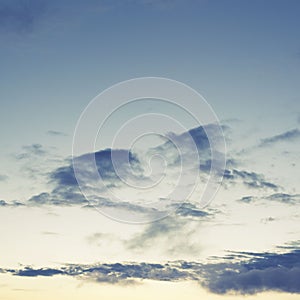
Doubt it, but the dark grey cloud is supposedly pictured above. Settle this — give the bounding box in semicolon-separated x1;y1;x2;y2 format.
260;129;300;147
202;249;300;294
50;165;77;187
3;248;300;294
7;262;191;284
0;0;47;33
14;267;64;277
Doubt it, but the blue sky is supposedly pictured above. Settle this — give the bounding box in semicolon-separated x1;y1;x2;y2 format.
0;0;300;299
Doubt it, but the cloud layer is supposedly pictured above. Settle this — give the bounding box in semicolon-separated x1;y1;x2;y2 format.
3;248;300;294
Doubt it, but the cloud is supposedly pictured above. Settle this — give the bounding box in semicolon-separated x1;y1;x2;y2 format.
14;267;64;277
3;248;300;294
260;129;300;147
46;130;68;137
15;144;47;160
266;193;300;204
223;169;278;190
38;125;219;212
202;249;300;294
7;262;191;284
238;196;255;203
126;217;184;250
125;209;210;254
238;193;300;205
52;149;141;188
50;165;78;187
0;200;24;207
175;203;210;218
28;190;87;206
0;200;8;206
2;124;281;220
0;0;47;33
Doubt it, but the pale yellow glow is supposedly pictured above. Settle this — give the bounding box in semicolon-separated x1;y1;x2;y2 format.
1;274;300;300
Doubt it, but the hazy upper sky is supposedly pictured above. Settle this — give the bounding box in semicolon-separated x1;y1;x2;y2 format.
0;0;300;299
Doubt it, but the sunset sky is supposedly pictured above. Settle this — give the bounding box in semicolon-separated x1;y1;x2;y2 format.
0;0;300;299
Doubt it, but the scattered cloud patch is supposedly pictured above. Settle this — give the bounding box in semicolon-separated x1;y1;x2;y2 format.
266;193;300;204
237;193;299;205
0;200;24;207
224;169;278;190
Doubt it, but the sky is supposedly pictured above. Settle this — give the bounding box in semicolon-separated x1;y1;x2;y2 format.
0;0;300;299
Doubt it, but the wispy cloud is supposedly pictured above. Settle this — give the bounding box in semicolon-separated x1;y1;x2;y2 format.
15;144;47;160
46;130;68;137
260;129;300;147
